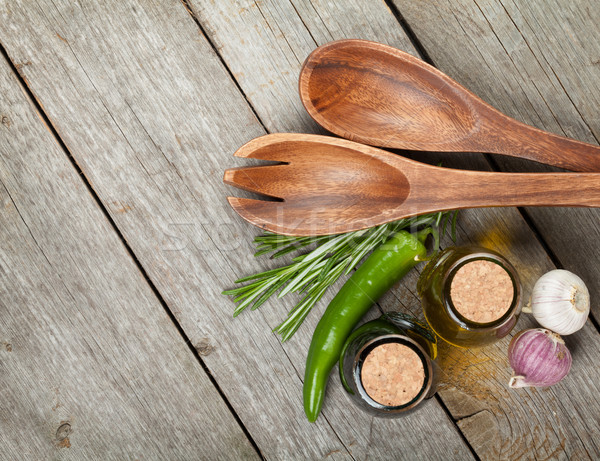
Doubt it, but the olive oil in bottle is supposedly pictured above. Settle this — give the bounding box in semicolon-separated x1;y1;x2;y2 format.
417;246;522;348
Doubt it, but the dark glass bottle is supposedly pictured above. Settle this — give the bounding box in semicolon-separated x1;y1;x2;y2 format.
339;312;438;417
417;246;522;348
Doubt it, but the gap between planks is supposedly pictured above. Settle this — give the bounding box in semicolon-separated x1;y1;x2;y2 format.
180;0;267;134
176;1;600;458
373;7;600;454
386;0;558;263
0;1;480;458
0;39;265;461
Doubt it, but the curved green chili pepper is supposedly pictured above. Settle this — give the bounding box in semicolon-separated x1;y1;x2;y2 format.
303;230;428;422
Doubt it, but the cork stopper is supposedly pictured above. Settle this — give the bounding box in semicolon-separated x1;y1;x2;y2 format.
450;259;514;323
360;343;425;407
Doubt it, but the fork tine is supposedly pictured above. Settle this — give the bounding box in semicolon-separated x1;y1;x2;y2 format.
223;164;297;200
226;197;287;233
227;196;330;236
227;196;383;236
226;134;416;235
234;134;308;163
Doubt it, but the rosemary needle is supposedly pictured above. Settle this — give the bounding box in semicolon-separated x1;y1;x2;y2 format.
223;211;457;341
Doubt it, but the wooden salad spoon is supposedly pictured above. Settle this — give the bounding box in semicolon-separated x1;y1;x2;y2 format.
224;133;600;236
299;39;600;172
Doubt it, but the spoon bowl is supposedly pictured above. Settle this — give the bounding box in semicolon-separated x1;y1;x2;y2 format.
300;40;477;147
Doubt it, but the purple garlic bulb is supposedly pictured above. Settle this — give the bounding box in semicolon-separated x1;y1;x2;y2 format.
508;328;572;388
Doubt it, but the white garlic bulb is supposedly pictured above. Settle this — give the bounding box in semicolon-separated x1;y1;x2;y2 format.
524;269;590;335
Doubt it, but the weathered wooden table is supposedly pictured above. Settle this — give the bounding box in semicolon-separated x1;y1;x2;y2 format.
1;1;599;459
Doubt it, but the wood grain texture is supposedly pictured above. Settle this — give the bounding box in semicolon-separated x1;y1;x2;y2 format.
190;0;421;135
388;1;600;458
225;133;600;236
0;51;257;460
0;1;474;459
188;1;600;459
299;39;600;172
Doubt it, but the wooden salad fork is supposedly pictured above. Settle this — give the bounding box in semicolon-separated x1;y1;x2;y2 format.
224;134;600;236
299;39;600;172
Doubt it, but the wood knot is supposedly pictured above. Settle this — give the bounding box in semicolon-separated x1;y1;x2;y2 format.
112;201;132;213
14;61;32;72
195;338;215;356
55;422;72;448
1;116;10;127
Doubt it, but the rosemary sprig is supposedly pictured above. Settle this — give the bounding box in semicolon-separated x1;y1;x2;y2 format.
223;211;458;341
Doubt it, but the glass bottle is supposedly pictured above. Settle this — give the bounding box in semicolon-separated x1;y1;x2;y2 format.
339;312;438;417
417;246;522;348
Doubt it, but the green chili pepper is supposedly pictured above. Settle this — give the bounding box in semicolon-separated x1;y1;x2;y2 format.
303;229;429;422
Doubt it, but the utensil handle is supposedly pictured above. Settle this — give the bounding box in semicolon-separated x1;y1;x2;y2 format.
445;171;600;209
482;115;600;172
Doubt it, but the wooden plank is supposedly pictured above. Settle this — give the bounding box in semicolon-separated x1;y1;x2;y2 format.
0;1;356;459
5;0;598;459
188;0;600;459
0;53;257;459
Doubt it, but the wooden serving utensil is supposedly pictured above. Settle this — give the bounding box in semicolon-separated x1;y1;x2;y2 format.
224;134;600;236
299;39;600;172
